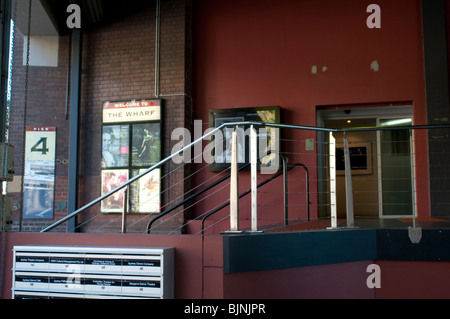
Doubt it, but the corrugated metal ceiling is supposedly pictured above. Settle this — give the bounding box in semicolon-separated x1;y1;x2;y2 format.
36;0;152;35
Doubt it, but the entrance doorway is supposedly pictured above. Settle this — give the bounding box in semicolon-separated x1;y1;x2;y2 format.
317;105;414;219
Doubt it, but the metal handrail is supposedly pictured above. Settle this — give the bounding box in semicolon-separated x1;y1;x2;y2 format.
40;121;450;233
200;160;309;234
146;162;251;233
40;121;283;232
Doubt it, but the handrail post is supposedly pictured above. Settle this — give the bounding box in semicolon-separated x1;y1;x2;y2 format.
328;132;338;229
280;154;288;226
343;133;355;228
408;128;421;243
409;128;417;223
227;130;241;233
249;125;261;232
121;185;129;234
303;164;310;221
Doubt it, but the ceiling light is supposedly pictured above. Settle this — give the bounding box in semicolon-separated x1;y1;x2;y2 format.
380;118;412;127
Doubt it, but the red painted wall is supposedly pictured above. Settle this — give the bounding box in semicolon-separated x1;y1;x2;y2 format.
224;261;376;299
223;260;450;299
0;232;223;299
4;233;450;299
192;0;428;229
376;260;450;299
194;0;425;110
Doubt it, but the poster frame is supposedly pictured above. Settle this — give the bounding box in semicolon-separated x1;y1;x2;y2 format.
101;169;129;213
101;99;162;214
23;127;56;220
208;106;281;172
130;168;161;214
336;142;373;175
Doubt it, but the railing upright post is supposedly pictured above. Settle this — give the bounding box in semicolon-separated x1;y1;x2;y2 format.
228;130;240;232
282;155;288;226
250;125;261;232
409;128;417;224
328;132;338;229
408;128;422;243
121;186;129;234
343;133;355;228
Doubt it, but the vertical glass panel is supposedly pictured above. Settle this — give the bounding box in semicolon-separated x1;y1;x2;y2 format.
379;119;412;216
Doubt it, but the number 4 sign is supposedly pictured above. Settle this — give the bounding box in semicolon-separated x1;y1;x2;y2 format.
23;127;56;219
25;127;56;161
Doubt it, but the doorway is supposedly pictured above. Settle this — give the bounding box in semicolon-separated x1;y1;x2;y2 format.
317;105;414;219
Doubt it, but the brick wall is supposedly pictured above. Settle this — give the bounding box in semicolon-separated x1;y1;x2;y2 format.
8;0;192;233
9;27;70;232
77;0;192;233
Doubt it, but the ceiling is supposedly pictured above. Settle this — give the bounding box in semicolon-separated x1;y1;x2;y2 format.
15;0;153;36
15;0;58;36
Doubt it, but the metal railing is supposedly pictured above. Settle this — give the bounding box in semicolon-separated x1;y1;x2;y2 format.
145;151;310;234
40;121;290;232
146;162;251;233
40;121;450;234
199;159;309;234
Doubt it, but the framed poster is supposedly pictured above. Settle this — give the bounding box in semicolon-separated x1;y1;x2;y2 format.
130;168;161;213
23;127;56;219
214;116;245;164
101;169;129;213
208;106;280;172
336;142;372;175
101;99;162;214
101;125;129;168
132;123;161;167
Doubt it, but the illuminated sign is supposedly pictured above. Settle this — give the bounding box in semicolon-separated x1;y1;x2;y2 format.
103;100;161;123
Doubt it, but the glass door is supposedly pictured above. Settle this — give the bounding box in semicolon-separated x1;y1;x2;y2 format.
377;118;413;216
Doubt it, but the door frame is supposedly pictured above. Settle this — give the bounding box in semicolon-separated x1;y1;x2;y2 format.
316;105;414;219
